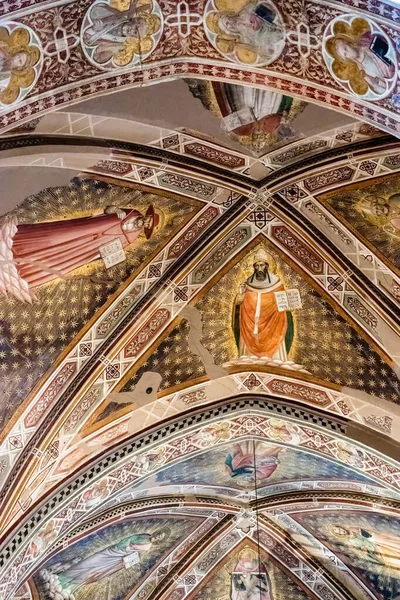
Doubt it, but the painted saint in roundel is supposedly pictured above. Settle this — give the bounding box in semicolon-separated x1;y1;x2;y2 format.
204;0;285;67
322;15;397;101
0;22;42;107
81;0;163;71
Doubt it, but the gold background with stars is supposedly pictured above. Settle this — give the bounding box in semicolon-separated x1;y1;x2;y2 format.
189;541;311;600
105;242;399;426
0;177;197;438
319;173;400;269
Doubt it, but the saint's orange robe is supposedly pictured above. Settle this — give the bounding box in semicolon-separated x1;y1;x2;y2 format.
240;283;287;357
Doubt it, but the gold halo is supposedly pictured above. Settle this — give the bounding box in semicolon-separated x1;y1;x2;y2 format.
325;17;385;96
327;523;350;538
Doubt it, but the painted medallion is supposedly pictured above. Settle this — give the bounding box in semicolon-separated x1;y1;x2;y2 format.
323;15;397;101
81;0;163;71
0;22;42;107
204;0;286;67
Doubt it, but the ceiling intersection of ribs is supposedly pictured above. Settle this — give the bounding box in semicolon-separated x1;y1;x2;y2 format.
0;0;400;597
2;404;400;600
0;134;399;566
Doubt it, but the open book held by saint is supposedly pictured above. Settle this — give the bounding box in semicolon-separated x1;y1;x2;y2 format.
0;205;159;302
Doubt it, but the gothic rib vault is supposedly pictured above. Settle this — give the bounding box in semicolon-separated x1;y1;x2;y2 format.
0;2;399;600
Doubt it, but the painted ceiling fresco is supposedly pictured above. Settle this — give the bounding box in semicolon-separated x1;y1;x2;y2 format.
293;510;400;600
187;80;306;156
118;438;389;499
187;541;311;600
0;177;198;434
319;174;400;269
0;0;400;599
34;513;205;600
99;242;400;428
1;0;400;134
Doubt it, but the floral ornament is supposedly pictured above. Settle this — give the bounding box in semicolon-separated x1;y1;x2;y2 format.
81;0;163;71
0;25;41;106
204;0;285;67
194;422;231;447
268;418;301;443
323;15;397;101
29;520;57;558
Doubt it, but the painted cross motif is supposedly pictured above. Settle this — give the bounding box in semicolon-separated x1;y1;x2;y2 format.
286;23;320;58
43;27;80;64
165;1;203;38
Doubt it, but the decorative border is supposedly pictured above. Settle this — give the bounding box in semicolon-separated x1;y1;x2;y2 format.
0;402;399;599
1;141;400;544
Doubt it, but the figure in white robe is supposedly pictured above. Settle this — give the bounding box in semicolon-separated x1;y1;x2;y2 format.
55;529;170;591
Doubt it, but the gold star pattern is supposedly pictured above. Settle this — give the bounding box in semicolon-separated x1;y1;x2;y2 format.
121;244;400;407
0;177;195;433
321;176;400;267
190;544;310;600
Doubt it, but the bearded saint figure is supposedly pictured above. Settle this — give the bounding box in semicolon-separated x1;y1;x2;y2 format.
356;193;400;238
0;205;160;302
48;528;171;592
233;248;293;360
218;1;285;60
83;2;153;64
329;524;400;572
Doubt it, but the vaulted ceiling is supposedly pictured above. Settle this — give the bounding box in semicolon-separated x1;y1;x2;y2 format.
0;2;399;600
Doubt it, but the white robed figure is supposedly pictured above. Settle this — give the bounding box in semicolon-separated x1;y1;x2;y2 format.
53;529;170;592
218;1;285;60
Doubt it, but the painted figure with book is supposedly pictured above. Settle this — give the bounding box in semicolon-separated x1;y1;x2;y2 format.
233;248;301;360
323;15;397;100
0;205;160;303
82;0;162;69
329;524;400;572
231;547;271;600
205;0;286;66
47;528;170;592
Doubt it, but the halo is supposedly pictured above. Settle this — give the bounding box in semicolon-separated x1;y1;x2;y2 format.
327;523;349;538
